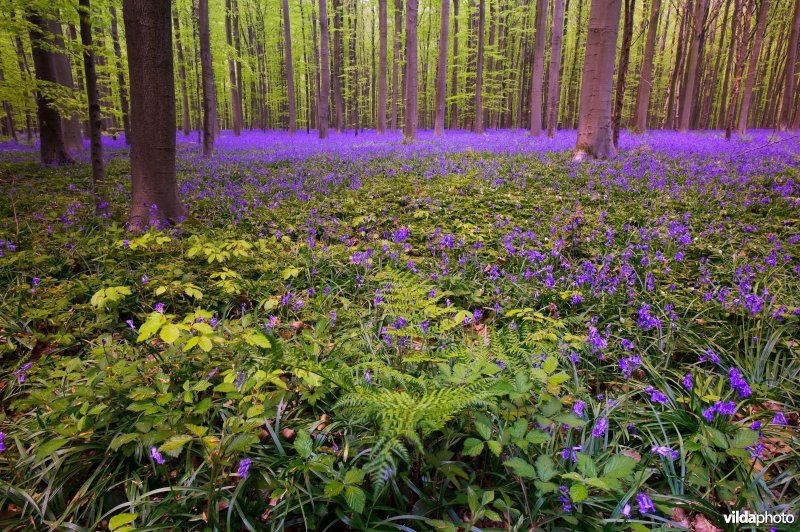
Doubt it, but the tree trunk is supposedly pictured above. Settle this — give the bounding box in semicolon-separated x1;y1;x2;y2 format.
529;0;547;135
109;7;132;143
663;2;689;129
779;0;800;131
474;0;485;132
567;0;585;128
633;0;660;133
726;0;750;138
0;51;17;142
404;0;419;142
122;0;183;229
349;0;360;134
678;0;710;132
546;0;565;137
48;20;83;152
78;0;105;212
27;14;72;165
332;0;345;132
434;0;449;135
700;0;729;130
450;0;460;129
281;0;297;133
199;0;217;155
574;0;622;160
612;0;635;146
392;0;403;132
737;0;769;133
172;9;192;136
226;0;244;135
319;0;331;138
377;0;388;133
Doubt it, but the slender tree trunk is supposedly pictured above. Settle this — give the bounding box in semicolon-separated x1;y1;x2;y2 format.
612;0;635;146
226;0;244;135
779;0;800;131
332;0;345;132
726;0;750;138
737;0;769;133
48;20;83;152
392;0;403;131
109;7;131;143
404;0;419;141
567;0;584;128
281;0;297;133
349;0;360;134
27;14;72;165
11;32;34;142
633;0;660;133
574;0;622;160
450;0;460;128
172;9;192;136
434;0;449;135
122;0;183;229
377;0;389;133
546;0;565;137
319;0;331;138
199;0;217;155
529;0;547;134
664;2;689;129
700;0;729;130
79;0;105;212
0;52;17;142
678;0;710;132
474;0;486;132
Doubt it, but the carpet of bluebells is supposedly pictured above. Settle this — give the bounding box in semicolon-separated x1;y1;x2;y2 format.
0;130;799;530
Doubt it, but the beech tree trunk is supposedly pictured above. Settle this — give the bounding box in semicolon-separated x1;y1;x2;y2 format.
779;0;800;131
529;0;547;135
678;0;709;132
737;0;769;133
392;0;403;132
474;0;485;133
633;0;660;133
282;0;297;133
404;0;418;142
318;0;331;138
332;0;345;132
110;7;131;143
434;0;449;135
172;9;192;135
726;0;750;139
122;0;183;229
199;0;217;155
377;0;388;133
27;14;72;165
450;0;460;129
49;20;83;152
79;0;105;212
546;0;565;137
227;0;244;135
612;0;635;146
574;0;622;160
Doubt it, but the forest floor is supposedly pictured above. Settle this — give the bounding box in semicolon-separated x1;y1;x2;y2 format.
0;130;799;530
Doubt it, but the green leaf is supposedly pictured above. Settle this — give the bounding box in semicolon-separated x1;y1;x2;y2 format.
159;435;193;452
324;480;344;497
462;438;485;457
543;356;558;374
503;457;538;479
36;437;69;460
535;455;557;482
159;323;180;344
244;332;271;349
569;483;588;502
344;468;366;485
344;486;366;513
487;440;503;456
109;433;139;451
197;336;213;352
577;453;597;477
294;430;313;459
603;454;637;479
109;513;137;530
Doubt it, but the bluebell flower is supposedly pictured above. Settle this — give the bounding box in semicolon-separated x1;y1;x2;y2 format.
636;492;655;514
728;368;752;398
771;411;787;425
682;373;693;390
237;458;252;479
650;445;679;460
573;400;585;417
645;386;669;404
150;446;165;465
592;417;608;437
619;356;641;379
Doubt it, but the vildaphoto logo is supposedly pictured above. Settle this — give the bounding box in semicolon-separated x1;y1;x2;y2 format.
722;510;795;526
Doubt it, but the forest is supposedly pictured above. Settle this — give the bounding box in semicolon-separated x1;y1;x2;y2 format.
0;0;799;530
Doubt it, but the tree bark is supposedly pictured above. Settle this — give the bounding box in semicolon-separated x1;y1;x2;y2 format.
377;0;388;133
737;0;770;133
574;0;622;160
282;0;297;133
48;20;83;152
172;9;192;136
450;0;460;129
700;0;729;130
319;0;331;138
433;0;449;135
678;0;710;132
726;0;750;138
404;0;419;142
199;0;217;155
109;7;131;143
78;0;105;212
332;0;345;132
779;0;800;131
122;0;183;229
546;0;565;137
227;0;244;135
612;0;635;146
529;0;547;135
392;0;403;132
27;14;72;165
633;0;660;133
474;0;485;132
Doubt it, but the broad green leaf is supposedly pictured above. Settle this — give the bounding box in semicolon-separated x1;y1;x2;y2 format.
344;486;366;513
569;483;589;502
603;454;637;479
503;457;538;479
159;435;193;452
462;438;484;457
36;438;69;460
109;513;137;530
159;323;180;344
